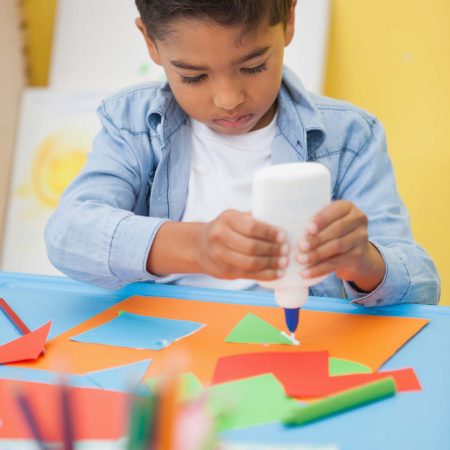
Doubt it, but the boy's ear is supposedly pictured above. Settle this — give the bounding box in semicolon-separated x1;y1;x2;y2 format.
284;0;297;47
135;17;162;65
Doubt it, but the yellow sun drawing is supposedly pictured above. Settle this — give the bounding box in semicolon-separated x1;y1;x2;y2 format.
30;124;93;207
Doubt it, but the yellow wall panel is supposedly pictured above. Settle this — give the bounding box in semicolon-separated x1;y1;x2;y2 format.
325;0;450;305
21;0;57;86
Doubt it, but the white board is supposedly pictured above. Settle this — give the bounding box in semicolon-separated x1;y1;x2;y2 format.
285;0;330;93
1;89;107;275
49;0;329;93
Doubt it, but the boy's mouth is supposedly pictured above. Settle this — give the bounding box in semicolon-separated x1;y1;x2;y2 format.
213;113;253;130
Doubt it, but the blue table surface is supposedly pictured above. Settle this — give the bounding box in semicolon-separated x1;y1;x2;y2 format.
0;271;449;450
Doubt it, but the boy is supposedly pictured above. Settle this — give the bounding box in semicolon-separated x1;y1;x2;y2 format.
45;0;440;306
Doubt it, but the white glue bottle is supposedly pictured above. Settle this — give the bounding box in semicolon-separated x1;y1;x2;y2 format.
252;162;331;344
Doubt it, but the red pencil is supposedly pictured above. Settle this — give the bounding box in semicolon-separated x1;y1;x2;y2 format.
0;297;31;335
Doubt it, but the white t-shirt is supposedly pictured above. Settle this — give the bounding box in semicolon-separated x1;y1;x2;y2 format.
174;113;278;290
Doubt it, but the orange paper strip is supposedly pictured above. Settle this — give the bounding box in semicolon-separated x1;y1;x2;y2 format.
0;322;51;364
11;297;428;384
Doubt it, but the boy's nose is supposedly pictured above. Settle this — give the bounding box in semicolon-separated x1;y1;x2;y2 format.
213;86;245;111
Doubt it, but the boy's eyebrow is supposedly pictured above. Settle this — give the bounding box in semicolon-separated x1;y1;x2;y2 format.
170;46;271;71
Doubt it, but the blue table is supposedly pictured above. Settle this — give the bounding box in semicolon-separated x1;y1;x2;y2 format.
0;271;449;450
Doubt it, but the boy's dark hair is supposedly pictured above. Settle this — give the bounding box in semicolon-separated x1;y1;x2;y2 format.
135;0;293;40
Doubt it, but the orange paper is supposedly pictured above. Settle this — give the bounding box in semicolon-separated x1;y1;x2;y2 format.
12;296;428;383
0;379;128;441
0;321;51;364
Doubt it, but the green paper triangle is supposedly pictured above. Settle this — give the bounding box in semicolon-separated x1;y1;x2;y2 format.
329;357;372;376
224;313;293;345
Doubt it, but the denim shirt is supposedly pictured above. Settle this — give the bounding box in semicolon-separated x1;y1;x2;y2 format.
45;67;440;306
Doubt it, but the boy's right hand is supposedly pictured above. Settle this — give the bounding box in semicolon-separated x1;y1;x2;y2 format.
197;210;289;281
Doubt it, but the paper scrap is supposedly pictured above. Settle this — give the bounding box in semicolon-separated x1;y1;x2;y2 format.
212;351;329;395
212;352;420;398
0;360;151;393
0;379;129;441
71;312;205;350
328;358;372;376
225;313;293;345
207;373;297;432
0;321;51;364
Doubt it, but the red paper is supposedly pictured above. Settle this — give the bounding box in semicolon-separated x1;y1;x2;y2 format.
212;352;421;399
0;379;129;441
309;368;421;398
0;321;51;364
212;351;330;394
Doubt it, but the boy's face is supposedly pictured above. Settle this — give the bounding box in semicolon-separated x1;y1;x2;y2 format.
137;9;295;135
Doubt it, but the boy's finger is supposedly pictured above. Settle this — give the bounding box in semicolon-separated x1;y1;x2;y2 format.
230;212;285;243
300;258;337;279
226;229;289;257
223;247;285;273
250;268;285;281
297;230;361;266
307;200;353;235
298;211;363;252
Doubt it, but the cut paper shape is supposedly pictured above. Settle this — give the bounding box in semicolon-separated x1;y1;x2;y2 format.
0;321;51;364
212;351;330;394
225;313;293;345
207;374;297;432
12;296;428;383
329;357;372;376
0;360;151;392
212;352;420;399
284;377;397;426
146;372;203;402
71;312;205;350
0;379;129;441
312;368;421;397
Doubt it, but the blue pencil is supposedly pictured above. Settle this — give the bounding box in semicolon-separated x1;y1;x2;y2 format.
60;377;75;450
12;382;46;450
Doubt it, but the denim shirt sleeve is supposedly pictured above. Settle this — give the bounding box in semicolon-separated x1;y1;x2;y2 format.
45;102;168;290
336;119;440;306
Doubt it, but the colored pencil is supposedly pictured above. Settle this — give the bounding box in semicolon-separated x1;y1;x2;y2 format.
60;376;75;450
0;297;31;335
11;382;47;450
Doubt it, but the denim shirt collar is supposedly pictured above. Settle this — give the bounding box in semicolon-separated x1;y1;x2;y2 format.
145;66;326;158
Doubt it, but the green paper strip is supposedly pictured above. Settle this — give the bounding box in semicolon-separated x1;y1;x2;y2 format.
284;377;396;426
328;357;372;376
224;313;293;345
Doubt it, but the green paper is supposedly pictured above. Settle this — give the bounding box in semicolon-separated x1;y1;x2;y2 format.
207;373;297;432
284;377;396;426
329;357;372;376
145;372;203;402
224;313;293;345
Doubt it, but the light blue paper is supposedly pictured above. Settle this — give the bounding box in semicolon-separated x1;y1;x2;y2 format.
71;312;205;350
0;359;151;392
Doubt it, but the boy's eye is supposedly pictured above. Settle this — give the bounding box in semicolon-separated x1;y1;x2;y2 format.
181;74;207;85
241;62;268;75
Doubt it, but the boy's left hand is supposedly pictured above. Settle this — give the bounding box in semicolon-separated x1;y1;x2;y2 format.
297;200;386;293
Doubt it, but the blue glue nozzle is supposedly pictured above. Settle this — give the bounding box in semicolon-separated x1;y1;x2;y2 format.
284;307;300;334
